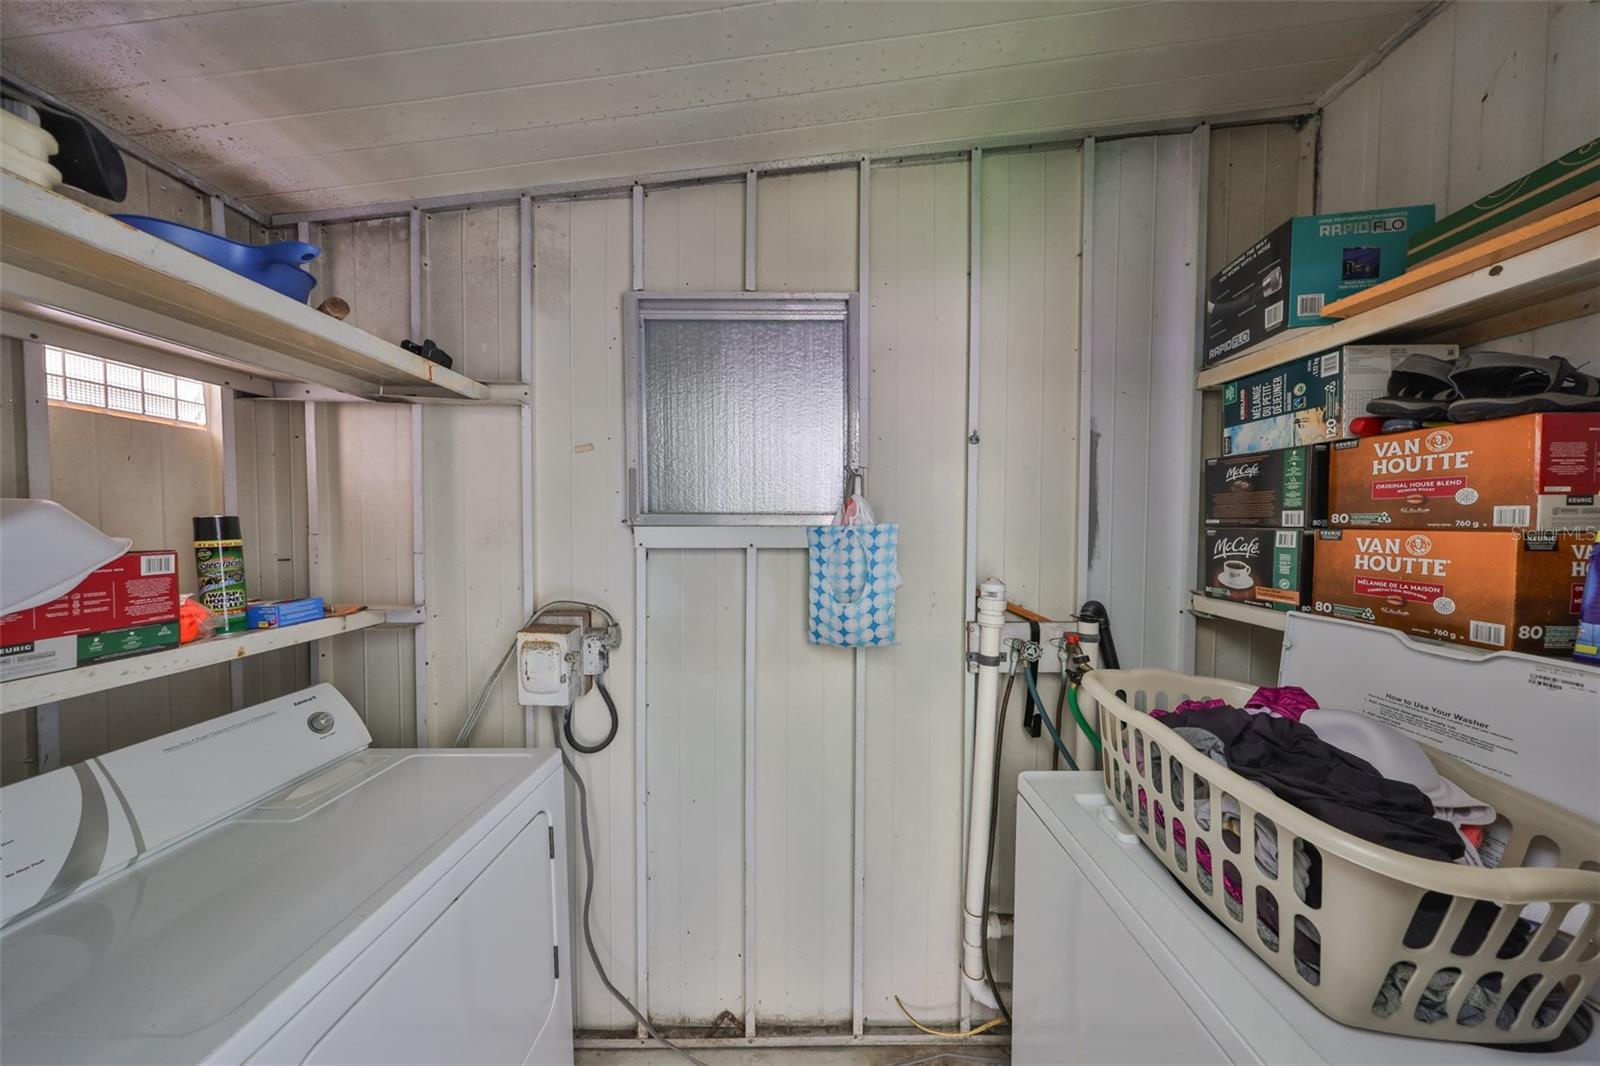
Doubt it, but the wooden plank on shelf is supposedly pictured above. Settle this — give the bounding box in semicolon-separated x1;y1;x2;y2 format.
0;176;489;400
1196;227;1600;388
1321;198;1600;320
0;608;408;710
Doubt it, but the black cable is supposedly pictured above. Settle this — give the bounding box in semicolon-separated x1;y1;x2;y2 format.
980;666;1018;1026
563;678;620;754
557;739;709;1066
1022;619;1042;737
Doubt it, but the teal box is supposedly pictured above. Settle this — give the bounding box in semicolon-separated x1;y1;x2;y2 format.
246;596;325;629
1204;205;1435;366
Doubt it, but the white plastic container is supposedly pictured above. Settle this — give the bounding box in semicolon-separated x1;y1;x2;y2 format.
1080;667;1600;1044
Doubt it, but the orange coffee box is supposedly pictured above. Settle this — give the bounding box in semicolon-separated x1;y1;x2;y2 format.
1311;528;1593;655
1328;413;1600;531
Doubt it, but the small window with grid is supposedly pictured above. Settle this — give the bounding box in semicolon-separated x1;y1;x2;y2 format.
46;347;209;427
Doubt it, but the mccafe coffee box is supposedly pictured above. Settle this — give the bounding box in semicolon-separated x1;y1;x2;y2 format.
1220;345;1457;455
1202;528;1315;611
1311;528;1592;655
1204;445;1329;528
1329;413;1600;531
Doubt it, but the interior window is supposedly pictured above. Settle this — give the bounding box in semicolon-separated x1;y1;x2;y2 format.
45;346;209;428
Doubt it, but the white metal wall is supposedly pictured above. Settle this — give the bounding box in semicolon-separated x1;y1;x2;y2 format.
1319;0;1600;361
1082;132;1205;672
1193;121;1316;686
518;154;1082;1029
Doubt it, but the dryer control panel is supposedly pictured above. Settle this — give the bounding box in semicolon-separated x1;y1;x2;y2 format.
0;684;370;926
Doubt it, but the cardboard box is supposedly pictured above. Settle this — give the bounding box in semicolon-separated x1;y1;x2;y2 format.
1203;205;1435;366
1202;528;1315;611
1220;344;1458;455
1204;445;1329;528
0;551;180;646
246;596;326;629
1329;413;1600;531
1311;528;1592;656
0;620;181;682
1279;612;1600;822
1407;138;1599;268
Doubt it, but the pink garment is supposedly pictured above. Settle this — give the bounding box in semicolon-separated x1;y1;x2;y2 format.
1244;685;1318;722
1151;697;1230;719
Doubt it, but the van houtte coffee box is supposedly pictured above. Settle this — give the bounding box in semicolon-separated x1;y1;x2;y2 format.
1311;528;1593;656
1204;444;1329;528
1328;413;1600;531
1202;528;1315;611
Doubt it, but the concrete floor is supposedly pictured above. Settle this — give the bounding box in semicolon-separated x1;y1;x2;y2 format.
578;1046;1008;1065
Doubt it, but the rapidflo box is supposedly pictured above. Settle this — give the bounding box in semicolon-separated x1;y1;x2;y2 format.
1329;414;1600;531
1311;529;1592;656
1203;205;1434;366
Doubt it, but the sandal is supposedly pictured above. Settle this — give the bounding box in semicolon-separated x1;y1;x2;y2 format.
1366;353;1459;420
1447;352;1600;422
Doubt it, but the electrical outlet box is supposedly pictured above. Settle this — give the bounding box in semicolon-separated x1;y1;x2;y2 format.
517;623;582;707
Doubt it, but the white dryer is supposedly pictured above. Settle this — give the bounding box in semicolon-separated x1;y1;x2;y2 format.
0;684;573;1065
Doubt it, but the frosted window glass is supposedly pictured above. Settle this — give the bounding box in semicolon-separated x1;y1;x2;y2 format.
641;317;848;516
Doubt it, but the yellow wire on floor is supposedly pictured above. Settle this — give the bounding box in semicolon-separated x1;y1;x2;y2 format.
894;994;1006;1038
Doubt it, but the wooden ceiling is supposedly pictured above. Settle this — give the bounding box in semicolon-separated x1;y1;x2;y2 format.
0;1;1429;218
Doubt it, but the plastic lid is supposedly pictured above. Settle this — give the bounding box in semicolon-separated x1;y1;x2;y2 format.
193;515;241;541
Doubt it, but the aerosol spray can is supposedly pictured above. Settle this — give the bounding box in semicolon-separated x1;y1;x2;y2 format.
194;515;247;633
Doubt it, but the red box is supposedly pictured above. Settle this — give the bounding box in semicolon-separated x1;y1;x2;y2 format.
0;551;180;645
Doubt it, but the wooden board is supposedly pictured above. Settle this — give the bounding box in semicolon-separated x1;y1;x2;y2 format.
0;608;413;709
1322;198;1600;319
0;176;489;399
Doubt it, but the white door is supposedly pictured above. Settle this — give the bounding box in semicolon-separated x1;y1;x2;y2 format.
305;811;561;1066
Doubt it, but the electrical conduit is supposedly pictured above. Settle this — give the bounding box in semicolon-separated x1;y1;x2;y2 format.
961;578;1008;1010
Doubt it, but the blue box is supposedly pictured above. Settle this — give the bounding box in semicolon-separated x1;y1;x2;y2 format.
246;596;325;629
1203;204;1435;366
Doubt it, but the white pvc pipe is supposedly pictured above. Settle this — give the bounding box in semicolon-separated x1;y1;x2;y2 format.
961;577;1008;1010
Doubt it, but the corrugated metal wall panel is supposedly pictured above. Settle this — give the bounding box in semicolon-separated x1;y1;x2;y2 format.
1192;121;1313;686
314;216;418;746
233;398;311;704
635;178;748;1025
532;196;639;1030
1084;134;1202;671
748;167;860;1025
858;159;970;1022
967;149;1085;996
43;398;231;762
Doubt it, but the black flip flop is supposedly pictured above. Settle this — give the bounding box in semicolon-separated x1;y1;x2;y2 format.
1366;353;1458;420
1448;352;1600;422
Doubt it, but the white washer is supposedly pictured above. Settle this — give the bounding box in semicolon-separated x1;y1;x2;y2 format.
1012;771;1593;1066
1;684;572;1065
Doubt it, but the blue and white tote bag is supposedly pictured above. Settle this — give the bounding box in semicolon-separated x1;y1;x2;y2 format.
807;519;900;648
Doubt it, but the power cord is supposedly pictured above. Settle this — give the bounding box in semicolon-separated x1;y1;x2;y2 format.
558;738;709;1066
563;677;619;754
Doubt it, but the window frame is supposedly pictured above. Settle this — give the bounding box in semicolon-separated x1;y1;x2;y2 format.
622;291;863;526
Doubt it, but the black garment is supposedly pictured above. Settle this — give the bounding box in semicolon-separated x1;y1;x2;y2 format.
1160;704;1464;862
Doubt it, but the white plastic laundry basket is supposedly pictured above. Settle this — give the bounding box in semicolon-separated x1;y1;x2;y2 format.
1079;668;1600;1044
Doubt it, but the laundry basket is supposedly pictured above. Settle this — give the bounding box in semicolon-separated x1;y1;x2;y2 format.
1078;668;1600;1044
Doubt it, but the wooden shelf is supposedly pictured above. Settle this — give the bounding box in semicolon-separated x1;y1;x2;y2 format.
1196;224;1600;389
0;606;420;710
0;175;489;400
1189;592;1290;632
